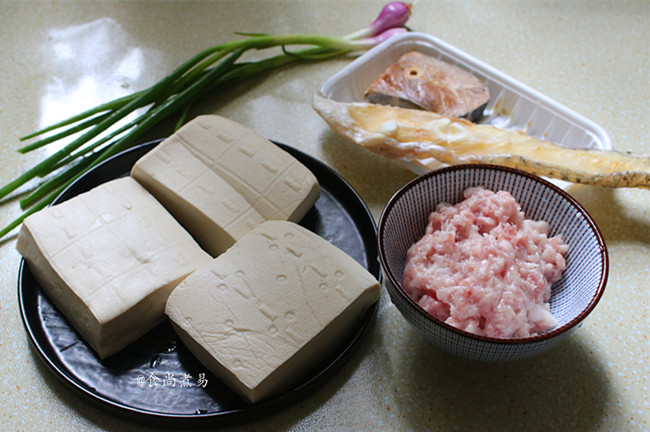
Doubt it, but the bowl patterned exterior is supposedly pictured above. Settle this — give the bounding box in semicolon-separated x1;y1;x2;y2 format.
378;164;608;361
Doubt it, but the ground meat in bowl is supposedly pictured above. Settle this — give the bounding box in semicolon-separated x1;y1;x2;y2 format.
401;186;568;338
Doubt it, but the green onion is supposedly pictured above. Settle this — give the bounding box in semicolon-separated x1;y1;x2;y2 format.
0;2;412;239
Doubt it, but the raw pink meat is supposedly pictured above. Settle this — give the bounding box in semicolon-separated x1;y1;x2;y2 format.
401;187;568;338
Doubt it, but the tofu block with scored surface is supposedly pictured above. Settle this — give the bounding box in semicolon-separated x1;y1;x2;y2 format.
131;115;320;256
165;220;380;404
16;177;212;359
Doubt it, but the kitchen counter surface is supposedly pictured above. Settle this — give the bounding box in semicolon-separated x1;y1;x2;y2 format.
1;1;647;431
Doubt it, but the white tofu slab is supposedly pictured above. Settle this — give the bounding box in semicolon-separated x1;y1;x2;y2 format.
165;220;380;403
131;115;320;256
16;177;212;359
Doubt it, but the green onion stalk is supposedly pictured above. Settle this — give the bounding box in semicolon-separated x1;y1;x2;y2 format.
0;2;412;240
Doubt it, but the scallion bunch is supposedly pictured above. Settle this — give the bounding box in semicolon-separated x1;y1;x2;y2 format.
0;2;412;239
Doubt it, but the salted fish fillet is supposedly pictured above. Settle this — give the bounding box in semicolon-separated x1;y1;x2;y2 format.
313;93;650;188
364;51;489;120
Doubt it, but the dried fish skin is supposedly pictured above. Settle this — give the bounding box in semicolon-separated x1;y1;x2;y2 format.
364;51;489;121
313;93;650;188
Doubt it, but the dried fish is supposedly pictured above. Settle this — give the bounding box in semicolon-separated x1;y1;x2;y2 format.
313;93;650;188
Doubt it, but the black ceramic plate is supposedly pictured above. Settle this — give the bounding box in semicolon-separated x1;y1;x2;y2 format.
18;140;380;426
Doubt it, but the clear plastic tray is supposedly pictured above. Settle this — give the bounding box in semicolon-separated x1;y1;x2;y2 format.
319;32;612;182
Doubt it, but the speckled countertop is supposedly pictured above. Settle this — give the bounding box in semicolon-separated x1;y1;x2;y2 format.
0;1;648;431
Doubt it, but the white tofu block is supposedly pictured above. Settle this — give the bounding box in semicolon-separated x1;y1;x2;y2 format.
131;115;320;256
165;220;380;403
16;177;212;359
